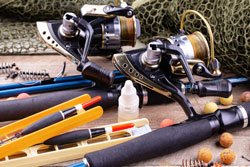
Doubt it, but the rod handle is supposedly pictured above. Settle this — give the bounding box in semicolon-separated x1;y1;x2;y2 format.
85;119;213;167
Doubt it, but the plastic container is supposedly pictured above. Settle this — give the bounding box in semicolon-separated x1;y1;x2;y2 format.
118;80;139;122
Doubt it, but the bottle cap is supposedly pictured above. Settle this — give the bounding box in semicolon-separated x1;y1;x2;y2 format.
119;80;139;106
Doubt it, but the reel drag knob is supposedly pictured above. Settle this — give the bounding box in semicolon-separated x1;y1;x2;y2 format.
59;12;78;38
141;41;162;69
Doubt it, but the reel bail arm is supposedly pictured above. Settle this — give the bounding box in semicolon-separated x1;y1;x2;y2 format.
74;17;115;87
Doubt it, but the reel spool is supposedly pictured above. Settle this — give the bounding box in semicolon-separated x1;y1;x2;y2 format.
167;31;209;61
59;9;139;53
101;16;139;49
120;16;138;46
167;10;221;77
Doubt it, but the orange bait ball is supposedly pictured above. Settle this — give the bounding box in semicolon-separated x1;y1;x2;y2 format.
160;118;174;128
197;148;213;163
17;93;30;99
220;149;236;165
219;132;233;148
240;91;250;102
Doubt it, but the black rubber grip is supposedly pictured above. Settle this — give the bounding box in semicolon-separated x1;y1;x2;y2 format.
135;86;172;107
82;62;115;87
0;86;171;121
85;119;213;167
22;112;64;136
44;129;90;145
147;88;173;105
0;88;119;121
195;79;232;97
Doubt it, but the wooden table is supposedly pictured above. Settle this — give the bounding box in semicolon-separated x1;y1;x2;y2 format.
0;55;249;166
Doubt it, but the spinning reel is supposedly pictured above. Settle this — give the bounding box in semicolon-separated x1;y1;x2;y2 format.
37;1;140;86
113;10;232;118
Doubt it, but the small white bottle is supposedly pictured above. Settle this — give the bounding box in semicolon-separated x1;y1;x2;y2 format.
118;80;139;122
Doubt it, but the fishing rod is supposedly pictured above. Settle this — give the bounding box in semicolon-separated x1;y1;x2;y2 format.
71;102;250;167
0;70;125;98
72;10;250;167
0;70;124;91
0;84;169;121
0;74;248;121
0;69;247;98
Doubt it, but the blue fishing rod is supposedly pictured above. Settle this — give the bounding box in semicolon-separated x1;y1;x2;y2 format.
0;70;123;91
226;76;250;86
0;71;248;97
0;73;247;99
0;80;94;98
0;75;84;91
0;71;125;98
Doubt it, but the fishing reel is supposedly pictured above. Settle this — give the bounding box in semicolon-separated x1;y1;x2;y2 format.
165;31;221;77
155;10;222;78
113;10;232;118
37;2;140;86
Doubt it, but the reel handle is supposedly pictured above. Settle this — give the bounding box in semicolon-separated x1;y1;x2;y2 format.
104;6;134;18
192;79;232;98
81;62;115;87
193;63;221;78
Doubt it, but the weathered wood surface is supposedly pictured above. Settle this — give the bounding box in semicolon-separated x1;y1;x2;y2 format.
0;55;249;166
